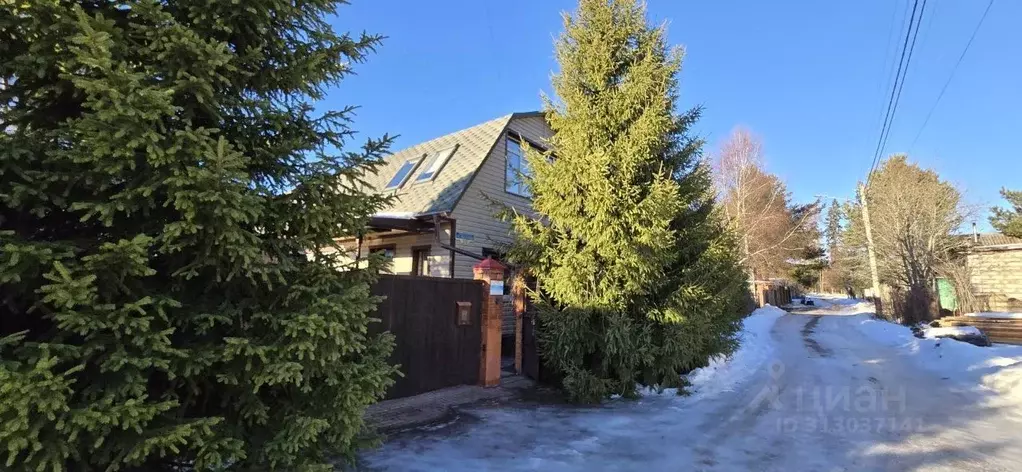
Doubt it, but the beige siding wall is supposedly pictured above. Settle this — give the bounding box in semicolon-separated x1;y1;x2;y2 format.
452;115;552;335
966;248;1022;311
450;115;552;280
510;115;554;145
335;223;454;277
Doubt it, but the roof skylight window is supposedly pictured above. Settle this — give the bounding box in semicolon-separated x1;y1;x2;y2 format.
384;157;423;190
415;146;458;183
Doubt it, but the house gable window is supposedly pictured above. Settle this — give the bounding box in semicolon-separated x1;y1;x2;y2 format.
385;157;423;190
415;146;457;183
504;135;532;197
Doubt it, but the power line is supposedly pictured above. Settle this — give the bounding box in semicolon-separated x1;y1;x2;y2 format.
915;0;940;54
874;1;911;133
867;0;926;184
908;0;995;152
868;0;921;180
876;0;927;165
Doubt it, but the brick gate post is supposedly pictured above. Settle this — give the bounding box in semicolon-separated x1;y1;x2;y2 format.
474;257;505;387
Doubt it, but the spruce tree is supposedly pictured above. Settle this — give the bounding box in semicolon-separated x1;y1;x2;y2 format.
0;1;395;469
825;199;842;260
990;188;1022;238
508;0;748;402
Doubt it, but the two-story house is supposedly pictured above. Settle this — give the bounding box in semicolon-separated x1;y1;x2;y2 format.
338;112;551;335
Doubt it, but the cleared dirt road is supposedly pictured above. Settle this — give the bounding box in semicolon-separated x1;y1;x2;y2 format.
361;301;1022;471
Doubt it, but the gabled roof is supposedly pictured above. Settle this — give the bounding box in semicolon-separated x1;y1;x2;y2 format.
969;232;1022;248
364;112;541;216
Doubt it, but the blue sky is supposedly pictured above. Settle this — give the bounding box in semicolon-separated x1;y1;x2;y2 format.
328;0;1021;229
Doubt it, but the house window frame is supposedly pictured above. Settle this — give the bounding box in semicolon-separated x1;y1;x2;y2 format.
504;133;536;198
412;245;432;276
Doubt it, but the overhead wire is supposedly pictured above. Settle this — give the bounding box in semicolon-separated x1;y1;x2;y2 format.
875;0;928;167
908;0;995;152
873;0;911;134
866;0;926;185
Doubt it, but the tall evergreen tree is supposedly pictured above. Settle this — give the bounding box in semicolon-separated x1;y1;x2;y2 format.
790;245;826;290
990;188;1022;238
788;204;825;290
508;0;748;402
825;199;842;261
0;1;396;469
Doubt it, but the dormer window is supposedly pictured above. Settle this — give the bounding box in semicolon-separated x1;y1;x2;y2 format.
415;146;457;183
384;157;423;190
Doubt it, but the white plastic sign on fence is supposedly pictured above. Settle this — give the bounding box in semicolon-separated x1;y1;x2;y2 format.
489;281;504;296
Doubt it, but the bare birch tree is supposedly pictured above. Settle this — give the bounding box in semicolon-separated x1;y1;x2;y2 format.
713;127;819;279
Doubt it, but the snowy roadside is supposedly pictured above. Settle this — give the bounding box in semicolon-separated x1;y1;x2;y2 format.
967;311;1022;319
677;305;787;399
363;307;790;471
785;293;875;316
920;325;983;339
854;316;1022;405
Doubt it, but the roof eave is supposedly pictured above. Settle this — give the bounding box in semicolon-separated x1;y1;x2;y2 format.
366;211;454;233
969;243;1022;252
510;110;546;119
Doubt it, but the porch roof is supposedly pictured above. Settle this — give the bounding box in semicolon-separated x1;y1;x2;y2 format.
366;212;443;233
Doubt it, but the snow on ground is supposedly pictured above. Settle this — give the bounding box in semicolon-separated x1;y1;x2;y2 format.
363;297;1022;471
966;312;1022;319
921;326;984;338
362;306;791;471
854;315;1022;405
808;293;874;310
789;293;875;315
682;305;786;398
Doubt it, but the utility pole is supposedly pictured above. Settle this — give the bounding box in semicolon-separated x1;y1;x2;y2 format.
858;183;882;312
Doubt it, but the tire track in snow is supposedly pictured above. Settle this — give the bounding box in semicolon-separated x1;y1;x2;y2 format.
801;315;833;357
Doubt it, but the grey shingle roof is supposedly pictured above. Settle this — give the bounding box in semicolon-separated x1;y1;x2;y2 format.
364;114;517;216
971;232;1022;247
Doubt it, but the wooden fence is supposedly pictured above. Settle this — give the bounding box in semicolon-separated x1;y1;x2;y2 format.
752;281;793;308
936;315;1022;345
369;275;485;399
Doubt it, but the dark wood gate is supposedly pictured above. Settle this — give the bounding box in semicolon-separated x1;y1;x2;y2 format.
519;275;553;383
370;275;485;399
521;305;540;381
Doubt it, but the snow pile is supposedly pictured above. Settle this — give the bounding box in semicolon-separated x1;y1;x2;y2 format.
854;316;914;347
372;211;418;219
682;305;786;398
921;325;984;339
967;312;1022;319
855;316;1022;404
